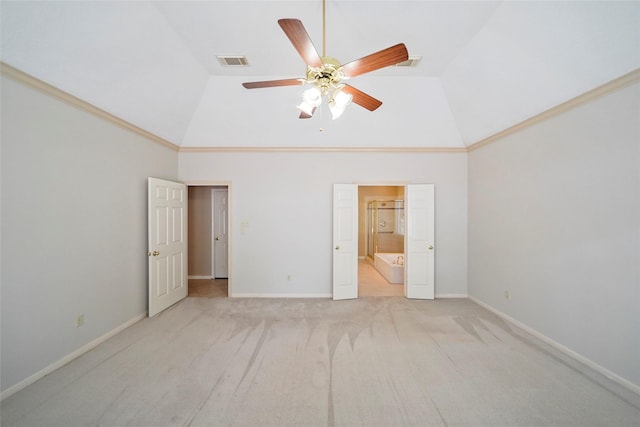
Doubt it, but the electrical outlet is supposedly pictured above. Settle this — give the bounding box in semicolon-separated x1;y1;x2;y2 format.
76;313;85;328
504;291;510;300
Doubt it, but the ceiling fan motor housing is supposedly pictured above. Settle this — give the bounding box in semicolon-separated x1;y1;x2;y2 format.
307;56;344;95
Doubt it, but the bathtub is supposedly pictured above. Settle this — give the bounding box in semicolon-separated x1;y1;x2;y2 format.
374;253;405;284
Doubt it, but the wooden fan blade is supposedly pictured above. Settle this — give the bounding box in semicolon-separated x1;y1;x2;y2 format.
342;85;383;111
340;43;409;78
299;107;317;119
242;79;305;89
278;19;323;68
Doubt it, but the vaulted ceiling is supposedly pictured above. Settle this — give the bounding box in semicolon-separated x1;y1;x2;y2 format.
2;1;639;149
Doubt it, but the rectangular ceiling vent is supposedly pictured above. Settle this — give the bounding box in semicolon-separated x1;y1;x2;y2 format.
217;56;249;67
396;56;422;67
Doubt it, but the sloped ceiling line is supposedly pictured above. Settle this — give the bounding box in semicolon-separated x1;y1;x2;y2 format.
467;68;640;152
0;62;179;152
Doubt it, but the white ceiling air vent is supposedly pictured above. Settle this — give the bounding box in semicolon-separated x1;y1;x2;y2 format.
395;56;421;67
217;55;249;66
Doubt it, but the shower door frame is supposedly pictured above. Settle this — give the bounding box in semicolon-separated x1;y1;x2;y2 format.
363;196;385;260
366;198;405;259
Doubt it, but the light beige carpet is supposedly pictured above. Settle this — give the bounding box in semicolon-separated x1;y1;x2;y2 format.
2;297;639;426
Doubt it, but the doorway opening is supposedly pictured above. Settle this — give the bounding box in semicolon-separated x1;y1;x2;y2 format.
187;184;229;298
358;185;405;297
333;183;434;300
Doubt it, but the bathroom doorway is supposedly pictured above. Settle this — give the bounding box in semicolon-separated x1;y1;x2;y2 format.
358;185;405;297
187;184;229;298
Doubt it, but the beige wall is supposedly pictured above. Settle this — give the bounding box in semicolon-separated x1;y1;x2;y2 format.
468;80;640;388
179;151;468;297
1;72;179;394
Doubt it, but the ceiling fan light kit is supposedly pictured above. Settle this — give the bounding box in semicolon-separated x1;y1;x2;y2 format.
327;86;353;120
297;86;322;115
242;0;408;120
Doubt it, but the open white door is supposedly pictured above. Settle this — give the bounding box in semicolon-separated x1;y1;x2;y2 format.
332;184;358;300
213;189;228;278
148;177;188;316
405;184;435;299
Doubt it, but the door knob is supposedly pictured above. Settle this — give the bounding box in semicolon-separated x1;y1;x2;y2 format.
335;246;340;250
147;250;160;256
428;245;434;250
215;237;220;241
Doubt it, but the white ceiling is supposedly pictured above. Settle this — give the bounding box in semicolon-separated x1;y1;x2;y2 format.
2;1;639;148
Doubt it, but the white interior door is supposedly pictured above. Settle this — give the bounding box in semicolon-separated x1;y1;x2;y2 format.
405;184;435;299
332;184;358;300
213;189;228;278
148;177;188;316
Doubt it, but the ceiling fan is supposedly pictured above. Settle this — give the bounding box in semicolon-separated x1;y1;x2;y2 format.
242;2;408;120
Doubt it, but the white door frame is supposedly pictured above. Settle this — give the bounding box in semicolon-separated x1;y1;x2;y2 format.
185;181;232;296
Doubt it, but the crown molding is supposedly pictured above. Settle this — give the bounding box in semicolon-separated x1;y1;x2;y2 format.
178;146;468;153
467;68;640;152
0;62;179;152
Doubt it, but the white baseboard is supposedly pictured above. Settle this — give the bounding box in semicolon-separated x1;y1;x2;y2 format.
436;293;468;299
469;296;640;397
231;293;468;299
188;275;213;280
0;312;147;402
231;293;332;299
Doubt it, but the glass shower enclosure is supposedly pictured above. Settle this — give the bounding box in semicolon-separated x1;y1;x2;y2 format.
366;200;405;259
